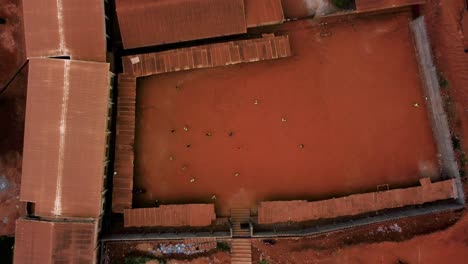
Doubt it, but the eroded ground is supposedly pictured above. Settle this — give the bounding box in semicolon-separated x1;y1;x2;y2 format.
0;0;26;236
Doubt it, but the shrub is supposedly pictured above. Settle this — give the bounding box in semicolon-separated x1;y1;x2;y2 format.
123;256;153;264
258;260;270;264
216;241;230;251
438;73;449;88
331;0;354;9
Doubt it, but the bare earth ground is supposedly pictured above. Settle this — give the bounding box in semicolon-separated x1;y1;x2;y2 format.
106;241;231;264
1;0;465;262
252;209;468;264
423;0;468;177
111;1;468;264
0;0;26;237
134;11;437;216
0;0;24;87
249;1;468;262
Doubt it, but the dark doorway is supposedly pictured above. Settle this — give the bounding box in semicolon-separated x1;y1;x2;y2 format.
240;223;250;229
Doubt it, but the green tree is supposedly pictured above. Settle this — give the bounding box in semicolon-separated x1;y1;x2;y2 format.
332;0;354;9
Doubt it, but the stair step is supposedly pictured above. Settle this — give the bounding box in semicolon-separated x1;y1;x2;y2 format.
232;242;251;246
232;244;251;247
230;208;250;212
231;238;252;264
232;252;251;256
232;227;249;231
232;258;252;262
232;245;251;249
231;256;252;260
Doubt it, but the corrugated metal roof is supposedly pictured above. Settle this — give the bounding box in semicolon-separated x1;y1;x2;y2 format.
116;0;247;49
20;58;110;218
245;0;284;27
122;34;292;77
14;218;98;264
22;0;106;61
463;8;468;50
124;204;216;227
355;0;426;12
112;75;136;213
258;178;458;224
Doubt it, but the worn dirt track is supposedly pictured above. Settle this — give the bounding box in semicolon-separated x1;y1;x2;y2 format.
134;11;437;216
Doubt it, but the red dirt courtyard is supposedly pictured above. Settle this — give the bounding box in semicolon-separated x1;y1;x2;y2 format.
133;11;438;216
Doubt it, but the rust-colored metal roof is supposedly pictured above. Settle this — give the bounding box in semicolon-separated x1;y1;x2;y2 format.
258;178;458;224
22;0;106;61
112;75;136;213
20;58;110;218
122;34;292;77
463;8;468;50
116;0;247;49
14;218;98;264
124;204;216;227
355;0;426;12
245;0;285;27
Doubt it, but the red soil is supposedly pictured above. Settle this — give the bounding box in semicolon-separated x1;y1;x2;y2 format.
0;0;25;88
0;0;26;236
423;0;468;176
134;11;438;216
281;0;315;18
252;211;468;264
106;241;230;264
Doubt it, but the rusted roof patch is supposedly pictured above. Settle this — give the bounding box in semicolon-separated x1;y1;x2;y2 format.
116;0;247;49
21;58;110;218
258;178;458;224
14;218;98;264
124;204;216;227
22;0;106;61
122;34;292;77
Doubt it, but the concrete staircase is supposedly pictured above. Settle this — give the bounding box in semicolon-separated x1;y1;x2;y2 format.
231;239;252;264
183;237;217;251
230;208;251;238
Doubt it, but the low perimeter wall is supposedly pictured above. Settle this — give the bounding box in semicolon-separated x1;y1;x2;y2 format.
258;178;457;224
410;16;464;204
121;34;292;78
124;204;216;228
